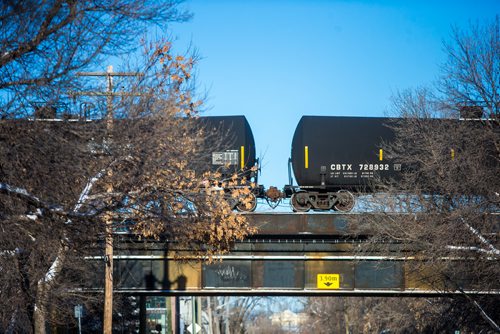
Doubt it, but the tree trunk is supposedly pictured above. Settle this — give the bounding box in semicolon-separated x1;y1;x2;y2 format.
344;312;350;334
34;283;47;334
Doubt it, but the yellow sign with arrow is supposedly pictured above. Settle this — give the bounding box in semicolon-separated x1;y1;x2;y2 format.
317;274;340;289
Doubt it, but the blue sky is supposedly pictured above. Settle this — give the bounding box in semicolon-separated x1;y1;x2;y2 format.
167;0;498;191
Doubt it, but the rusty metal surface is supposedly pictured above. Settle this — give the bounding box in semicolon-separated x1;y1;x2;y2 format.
81;213;499;295
113;259;202;291
252;243;305;252
305;260;354;290
355;261;404;290
253;260;304;289
113;213;497;247
202;261;251;289
111;289;500;296
84;255;499;295
243;212;403;235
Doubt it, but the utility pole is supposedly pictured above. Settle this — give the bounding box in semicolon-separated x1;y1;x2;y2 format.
103;65;114;334
74;67;143;333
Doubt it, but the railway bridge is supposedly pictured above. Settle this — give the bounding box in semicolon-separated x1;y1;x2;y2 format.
85;213;500;296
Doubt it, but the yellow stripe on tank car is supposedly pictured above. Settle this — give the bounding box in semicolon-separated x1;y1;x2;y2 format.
240;146;245;169
379;149;383;161
305;146;309;169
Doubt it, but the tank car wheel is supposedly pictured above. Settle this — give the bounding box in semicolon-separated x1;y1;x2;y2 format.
333;190;355;212
236;192;257;212
226;196;239;211
290;192;311;212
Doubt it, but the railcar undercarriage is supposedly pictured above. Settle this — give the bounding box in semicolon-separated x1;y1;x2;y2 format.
290;189;355;212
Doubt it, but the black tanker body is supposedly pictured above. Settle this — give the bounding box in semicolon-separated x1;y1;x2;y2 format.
199;115;260;211
200;116;257;178
290;116;401;211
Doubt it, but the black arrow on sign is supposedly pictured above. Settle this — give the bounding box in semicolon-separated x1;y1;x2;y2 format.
324;282;333;287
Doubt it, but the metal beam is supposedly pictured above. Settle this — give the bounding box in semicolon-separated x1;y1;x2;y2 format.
83;288;500;297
